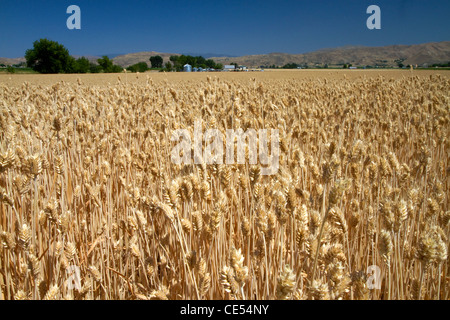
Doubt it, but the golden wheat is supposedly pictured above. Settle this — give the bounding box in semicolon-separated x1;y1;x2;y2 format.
0;70;448;300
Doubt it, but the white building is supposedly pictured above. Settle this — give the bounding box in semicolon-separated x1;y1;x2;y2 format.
183;64;192;72
223;65;235;71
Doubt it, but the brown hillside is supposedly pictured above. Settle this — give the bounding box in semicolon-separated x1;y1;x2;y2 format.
112;51;180;68
2;41;448;68
210;41;450;67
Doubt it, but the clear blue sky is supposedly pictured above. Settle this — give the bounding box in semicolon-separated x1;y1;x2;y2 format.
0;0;449;58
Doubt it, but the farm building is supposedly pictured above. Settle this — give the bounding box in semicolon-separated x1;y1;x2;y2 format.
183;64;192;72
223;65;235;71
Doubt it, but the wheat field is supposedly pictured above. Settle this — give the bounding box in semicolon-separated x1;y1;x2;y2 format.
0;70;449;300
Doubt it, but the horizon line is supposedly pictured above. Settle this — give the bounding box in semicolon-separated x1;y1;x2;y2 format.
1;40;449;59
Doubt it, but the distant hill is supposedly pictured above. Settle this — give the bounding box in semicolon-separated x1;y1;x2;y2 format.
112;51;181;68
99;53;125;59
1;41;449;68
210;41;450;68
0;57;26;66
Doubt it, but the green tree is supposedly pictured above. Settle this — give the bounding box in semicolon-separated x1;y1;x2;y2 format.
163;54;222;71
110;65;123;73
25;38;75;73
97;56;114;72
205;59;216;69
196;56;206;67
164;61;173;72
395;58;406;68
96;56;122;73
173;55;191;71
282;63;299;69
73;57;90;73
169;56;180;70
149;55;163;68
127;62;149;73
89;62;102;73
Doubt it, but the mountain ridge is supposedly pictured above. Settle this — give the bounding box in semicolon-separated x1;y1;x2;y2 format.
209;41;450;68
1;41;449;68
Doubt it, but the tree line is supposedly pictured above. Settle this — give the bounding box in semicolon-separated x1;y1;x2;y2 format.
430;61;450;68
129;55;224;72
24;39;124;74
24;38;223;74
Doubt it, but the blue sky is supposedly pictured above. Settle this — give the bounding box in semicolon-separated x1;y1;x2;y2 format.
0;0;449;57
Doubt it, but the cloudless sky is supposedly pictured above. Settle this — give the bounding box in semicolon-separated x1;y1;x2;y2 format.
0;0;449;57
